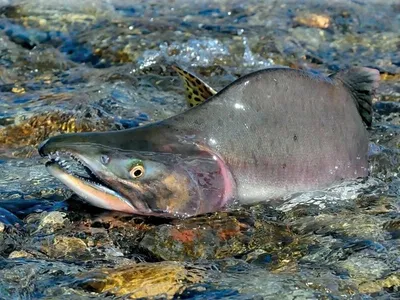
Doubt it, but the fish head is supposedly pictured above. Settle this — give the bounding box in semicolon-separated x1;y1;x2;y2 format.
38;130;234;218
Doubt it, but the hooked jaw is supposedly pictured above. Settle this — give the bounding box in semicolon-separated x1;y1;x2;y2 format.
38;138;146;215
45;161;138;214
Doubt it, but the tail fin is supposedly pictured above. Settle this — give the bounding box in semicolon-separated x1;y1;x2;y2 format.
172;65;216;108
329;67;380;127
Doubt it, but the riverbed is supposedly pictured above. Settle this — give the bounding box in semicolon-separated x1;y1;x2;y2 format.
0;0;399;298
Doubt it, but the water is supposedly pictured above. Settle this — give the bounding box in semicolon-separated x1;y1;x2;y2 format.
0;0;399;298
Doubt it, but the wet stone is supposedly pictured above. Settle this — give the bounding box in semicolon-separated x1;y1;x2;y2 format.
355;195;398;215
0;207;23;226
383;219;400;239
41;236;90;260
283;203;322;221
79;261;206;299
243;248;300;273
290;213;387;241
294;13;331;29
0;110;120;157
28;211;69;234
291;27;326;51
74;212;154;258
8;250;35;259
39;211;66;226
340;255;390;282
0;259;88;298
358;273;400;294
139;210;296;262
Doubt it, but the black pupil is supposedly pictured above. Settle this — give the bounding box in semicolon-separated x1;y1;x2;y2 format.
134;169;142;177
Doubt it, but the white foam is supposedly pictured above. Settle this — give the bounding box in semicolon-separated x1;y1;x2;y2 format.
278;177;386;212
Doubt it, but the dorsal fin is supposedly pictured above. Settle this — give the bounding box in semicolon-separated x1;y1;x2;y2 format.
329;67;380;127
172;65;216;108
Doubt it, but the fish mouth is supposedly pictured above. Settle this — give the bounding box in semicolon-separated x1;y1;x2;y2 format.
44;151;138;214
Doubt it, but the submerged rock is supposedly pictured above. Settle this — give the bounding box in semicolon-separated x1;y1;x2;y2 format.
79;261;205;299
36;211;67;233
25;210;69;235
339;255;390;283
383;219;400;239
0;111;119;157
140;210;296;262
294;13;331;29
8;250;35;259
41;236;90;260
358;273;400;294
291;213;387;240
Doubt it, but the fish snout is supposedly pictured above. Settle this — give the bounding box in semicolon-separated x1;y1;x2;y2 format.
37;133;86;157
38;138;50;157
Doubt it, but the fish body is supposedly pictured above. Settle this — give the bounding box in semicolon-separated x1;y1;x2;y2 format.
38;67;379;217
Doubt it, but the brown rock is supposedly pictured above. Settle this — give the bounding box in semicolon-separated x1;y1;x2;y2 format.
294;13;330;29
41;236;90;259
80;261;205;299
0;110;118;157
358;273;400;294
8;250;35;259
140;211;295;261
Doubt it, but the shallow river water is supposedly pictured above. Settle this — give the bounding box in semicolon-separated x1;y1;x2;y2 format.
0;0;399;299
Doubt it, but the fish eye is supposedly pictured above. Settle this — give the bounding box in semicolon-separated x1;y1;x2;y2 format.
130;165;145;179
